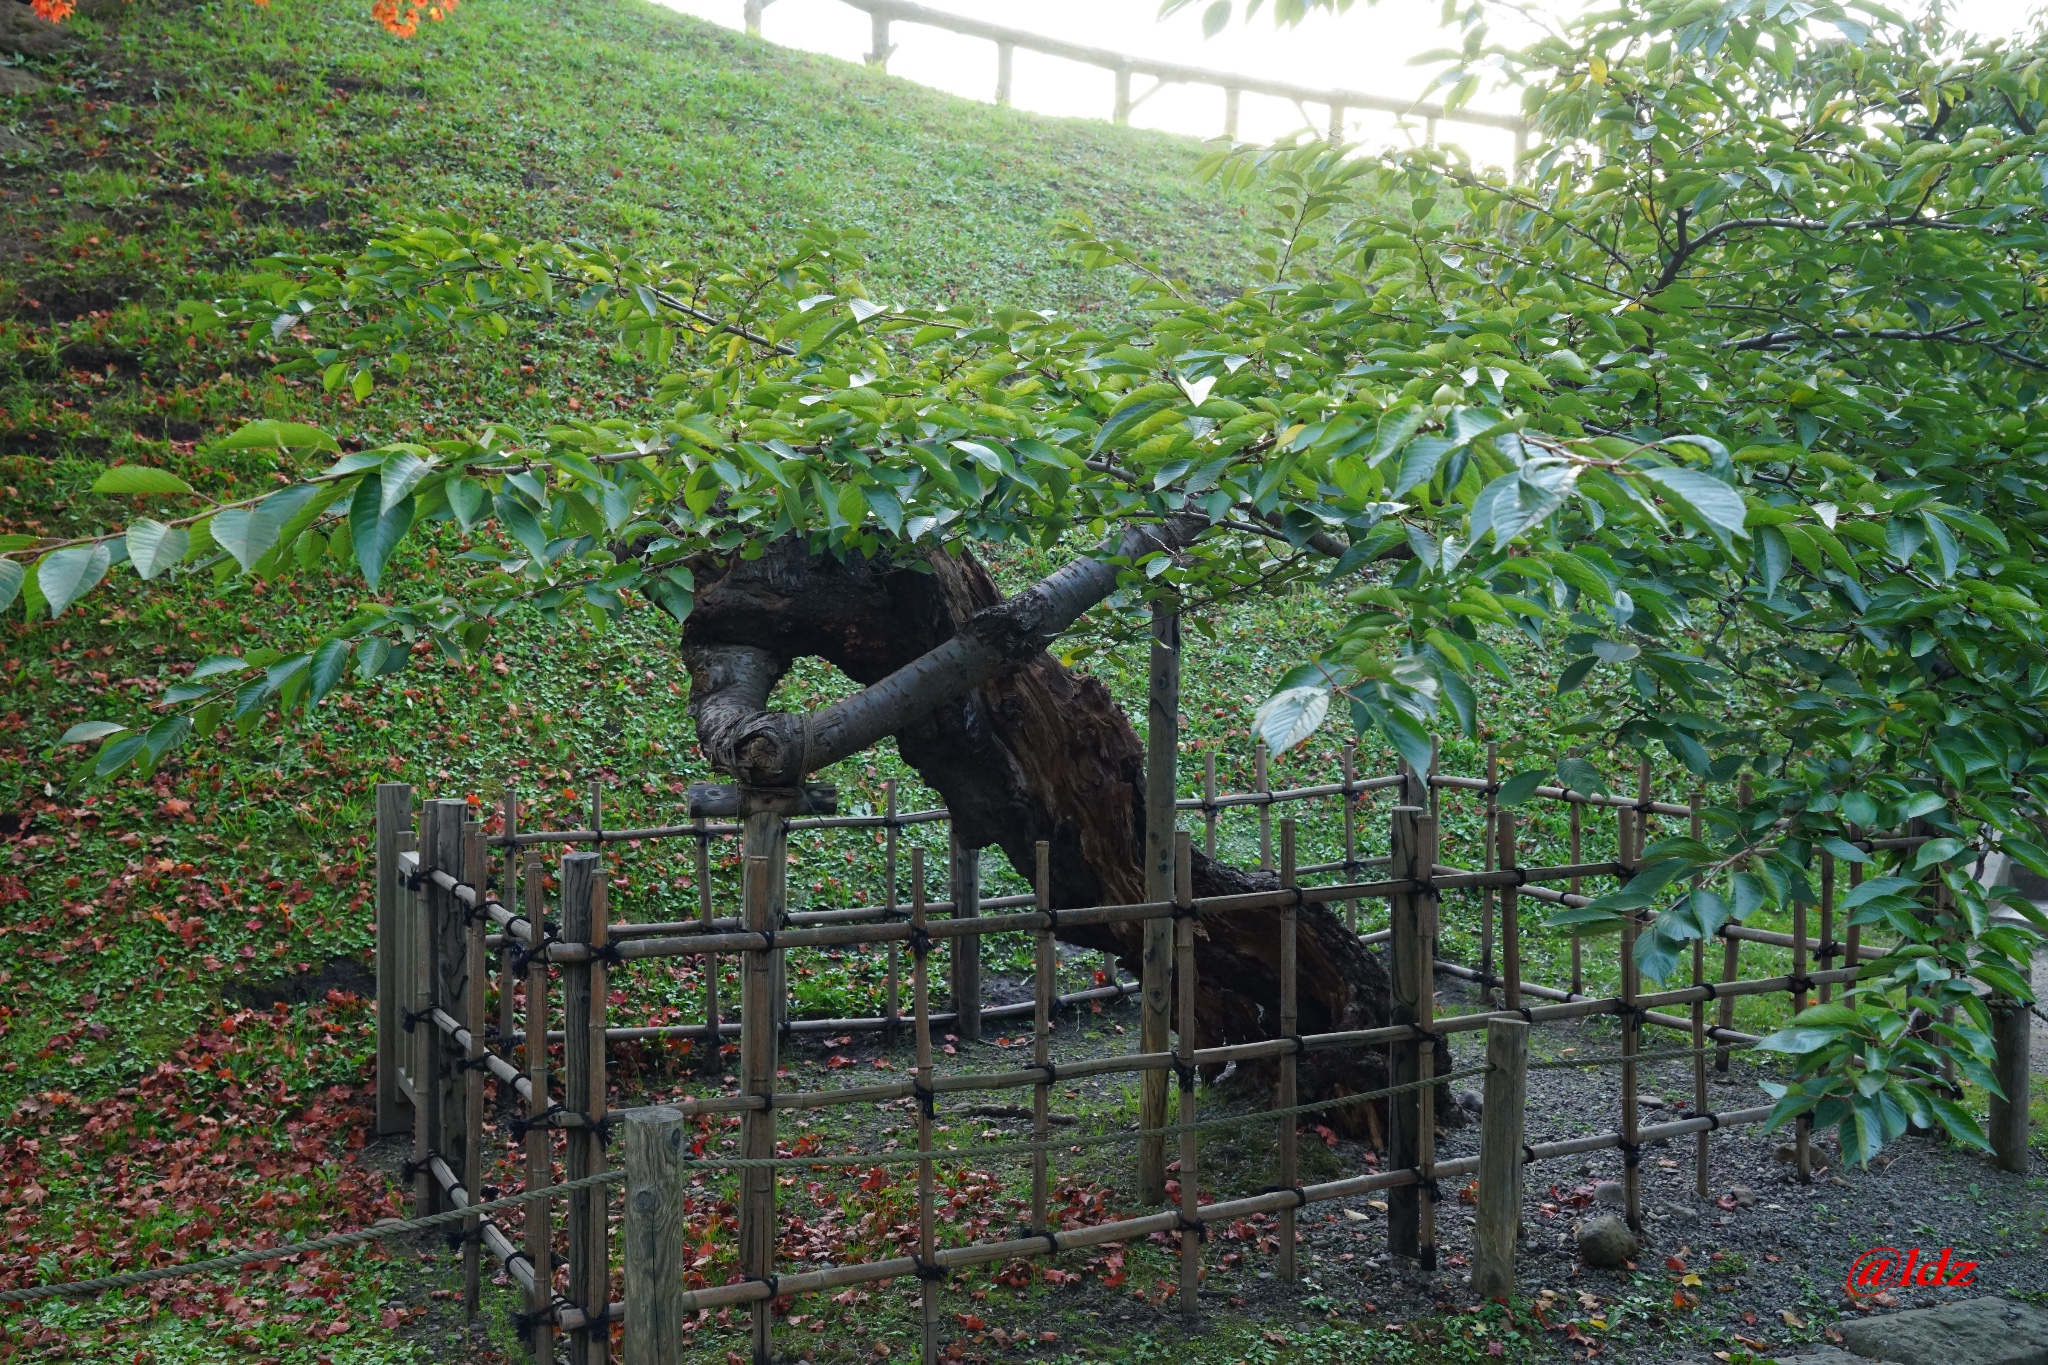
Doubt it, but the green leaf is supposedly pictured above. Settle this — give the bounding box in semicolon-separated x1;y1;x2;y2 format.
0;559;20;615
210;419;341;453
1754;1025;1846;1055
378;449;435;514
92;465;195;496
1255;685;1330;752
58;721;128;745
36;544;112;619
350;473;416;592
1497;769;1550;806
1640;465;1748;539
1556;755;1609;796
125;519;189;580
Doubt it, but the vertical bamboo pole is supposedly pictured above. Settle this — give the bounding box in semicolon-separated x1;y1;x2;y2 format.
740;810;785;1365
1716;775;1752;1071
1031;840;1053;1235
912;849;939;1365
1818;849;1836;1006
462;819;488;1320
429;799;469;1210
523;847;556;1365
411;802;441;1217
375;783;414;1136
1277;819;1299;1283
1140;596;1180;1206
1568;799;1584;996
1203;753;1218;860
1499;809;1520;1011
1689;795;1709;1202
884;780;901;1045
1792;883;1812;1182
1174;830;1201;1320
1480;743;1498;1004
1844;858;1862;1000
1470;1018;1527;1301
500;791;520;1053
1255;740;1272;874
1388;803;1437;1267
561;850;610;1365
622;1106;687;1365
1618;805;1642;1237
696;816;719;1073
950;830;981;1045
1342;742;1360;931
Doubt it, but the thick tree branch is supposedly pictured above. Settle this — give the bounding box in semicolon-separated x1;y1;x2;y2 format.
687;511;1215;786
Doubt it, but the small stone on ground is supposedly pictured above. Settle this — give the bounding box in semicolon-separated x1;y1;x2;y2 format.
1838;1296;2048;1365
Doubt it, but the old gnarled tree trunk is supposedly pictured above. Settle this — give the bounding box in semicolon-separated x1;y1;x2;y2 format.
681;537;1428;1129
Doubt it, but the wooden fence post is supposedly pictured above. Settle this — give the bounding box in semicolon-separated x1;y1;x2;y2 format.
561;850;610;1365
623;1107;687;1365
1203;752;1217;860
1989;997;2032;1173
1342;743;1360;930
411;802;441;1217
1498;808;1520;1011
500;792;520;1052
1690;794;1709;1201
1388;803;1438;1268
1618;807;1643;1237
428;799;470;1217
1255;740;1272;873
740;818;783;1365
884;780;901;1046
375;783;414;1137
695;816;720;1073
1471;1018;1527;1300
1792;880;1813;1182
911;850;939;1365
995;39;1013;106
743;0;765;37
1567;798;1583;996
1223;86;1240;141
522;846;557;1365
1139;595;1180;1205
867;11;892;68
1031;840;1053;1235
1174;830;1202;1320
1277;819;1299;1283
1479;743;1497;1004
462;818;488;1320
1113;64;1132;124
950;830;981;1044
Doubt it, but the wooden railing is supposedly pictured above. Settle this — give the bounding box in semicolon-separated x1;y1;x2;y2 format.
739;0;1529;156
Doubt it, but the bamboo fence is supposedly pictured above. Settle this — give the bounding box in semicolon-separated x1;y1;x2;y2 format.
372;746;1978;1365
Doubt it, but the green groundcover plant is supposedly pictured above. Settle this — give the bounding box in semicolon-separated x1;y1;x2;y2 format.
13;0;2048;1164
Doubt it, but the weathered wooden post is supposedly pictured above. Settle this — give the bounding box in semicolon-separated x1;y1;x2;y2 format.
522;847;557;1365
561;849;610;1365
688;780;837;1365
1277;819;1300;1283
1387;804;1438;1268
1223;86;1241;140
1173;830;1202;1320
1470;1018;1527;1300
866;10;892;68
1139;594;1180;1205
623;1107;688;1365
694;814;720;1073
461;818;488;1320
950;830;981;1044
994;40;1013;107
742;0;767;37
375;783;414;1137
427;799;470;1215
1989;997;2032;1173
1113;64;1132;125
1498;808;1520;1011
1327;101;1345;143
410;801;442;1217
1031;840;1054;1235
1618;804;1643;1237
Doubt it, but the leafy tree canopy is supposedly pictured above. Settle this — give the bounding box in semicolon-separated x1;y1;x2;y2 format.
18;0;2048;1161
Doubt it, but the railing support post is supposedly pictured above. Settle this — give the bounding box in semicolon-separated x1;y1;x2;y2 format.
995;39;1013;106
561;850;610;1365
1989;996;2032;1173
1113;64;1132;125
1223;85;1240;140
740;813;784;1365
1471;1017;1527;1301
1139;593;1180;1205
1387;803;1438;1268
624;1107;688;1365
950;830;981;1044
867;11;892;68
374;783;413;1137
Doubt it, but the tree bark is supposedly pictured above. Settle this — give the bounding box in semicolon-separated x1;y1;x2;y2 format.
680;538;1432;1130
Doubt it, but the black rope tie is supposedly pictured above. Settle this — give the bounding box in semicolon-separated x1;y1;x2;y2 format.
456;1054;495;1074
912;1082;936;1119
1698;980;1718;999
1261;1184;1310;1208
755;1091;777;1114
401;1007;431;1033
1517;1007;1535;1024
749;1274;781;1301
1172;898;1200;921
399;1157;426;1184
1788;974;1816;995
508;1104;562;1142
1041;906;1060;933
1039;1061;1060;1085
1031;1231;1060;1256
1285;1033;1308;1058
1619;1141;1642;1168
1816;940;1841;962
1521;1143;1537;1165
593;942;626;968
1175;1213;1208;1242
1420;1176;1442;1202
913;1258;946;1282
1174;1060;1197;1092
907;926;934;959
406;866;432;893
1513;867;1531;886
1703;1113;1722;1131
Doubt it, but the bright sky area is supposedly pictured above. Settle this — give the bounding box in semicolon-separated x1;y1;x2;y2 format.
655;0;2047;169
